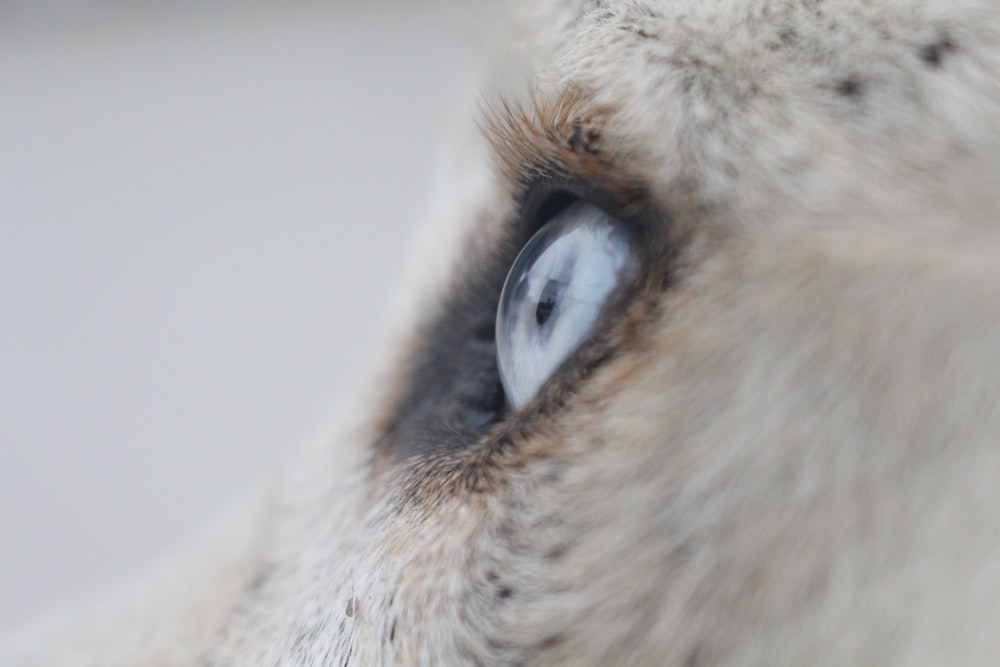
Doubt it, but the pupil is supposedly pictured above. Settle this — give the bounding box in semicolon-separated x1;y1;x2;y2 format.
535;279;560;326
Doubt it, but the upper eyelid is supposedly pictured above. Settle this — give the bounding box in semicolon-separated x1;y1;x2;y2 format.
511;174;643;242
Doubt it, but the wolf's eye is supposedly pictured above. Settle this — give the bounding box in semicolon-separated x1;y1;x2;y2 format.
496;201;635;409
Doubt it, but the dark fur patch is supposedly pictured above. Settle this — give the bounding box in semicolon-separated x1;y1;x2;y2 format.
546;543;569;560
834;76;864;100
345;597;360;618
567;119;601;154
372;250;510;462
622;24;660;41
919;35;955;68
536;634;565;651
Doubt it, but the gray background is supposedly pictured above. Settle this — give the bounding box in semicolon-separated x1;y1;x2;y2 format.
0;1;483;631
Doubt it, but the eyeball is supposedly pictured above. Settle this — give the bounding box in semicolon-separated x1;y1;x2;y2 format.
496;201;636;409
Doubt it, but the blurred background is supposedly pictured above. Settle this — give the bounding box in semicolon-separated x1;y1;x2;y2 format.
0;0;484;632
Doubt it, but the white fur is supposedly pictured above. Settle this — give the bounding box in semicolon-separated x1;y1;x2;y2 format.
6;1;1000;664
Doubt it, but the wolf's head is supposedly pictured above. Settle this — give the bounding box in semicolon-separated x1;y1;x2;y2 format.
7;1;1000;665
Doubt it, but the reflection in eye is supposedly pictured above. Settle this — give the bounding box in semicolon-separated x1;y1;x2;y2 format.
535;279;561;326
496;201;635;409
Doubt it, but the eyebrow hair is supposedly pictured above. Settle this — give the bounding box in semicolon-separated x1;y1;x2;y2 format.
483;85;620;194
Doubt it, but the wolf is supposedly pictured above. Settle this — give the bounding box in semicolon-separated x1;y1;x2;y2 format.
5;0;1000;664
